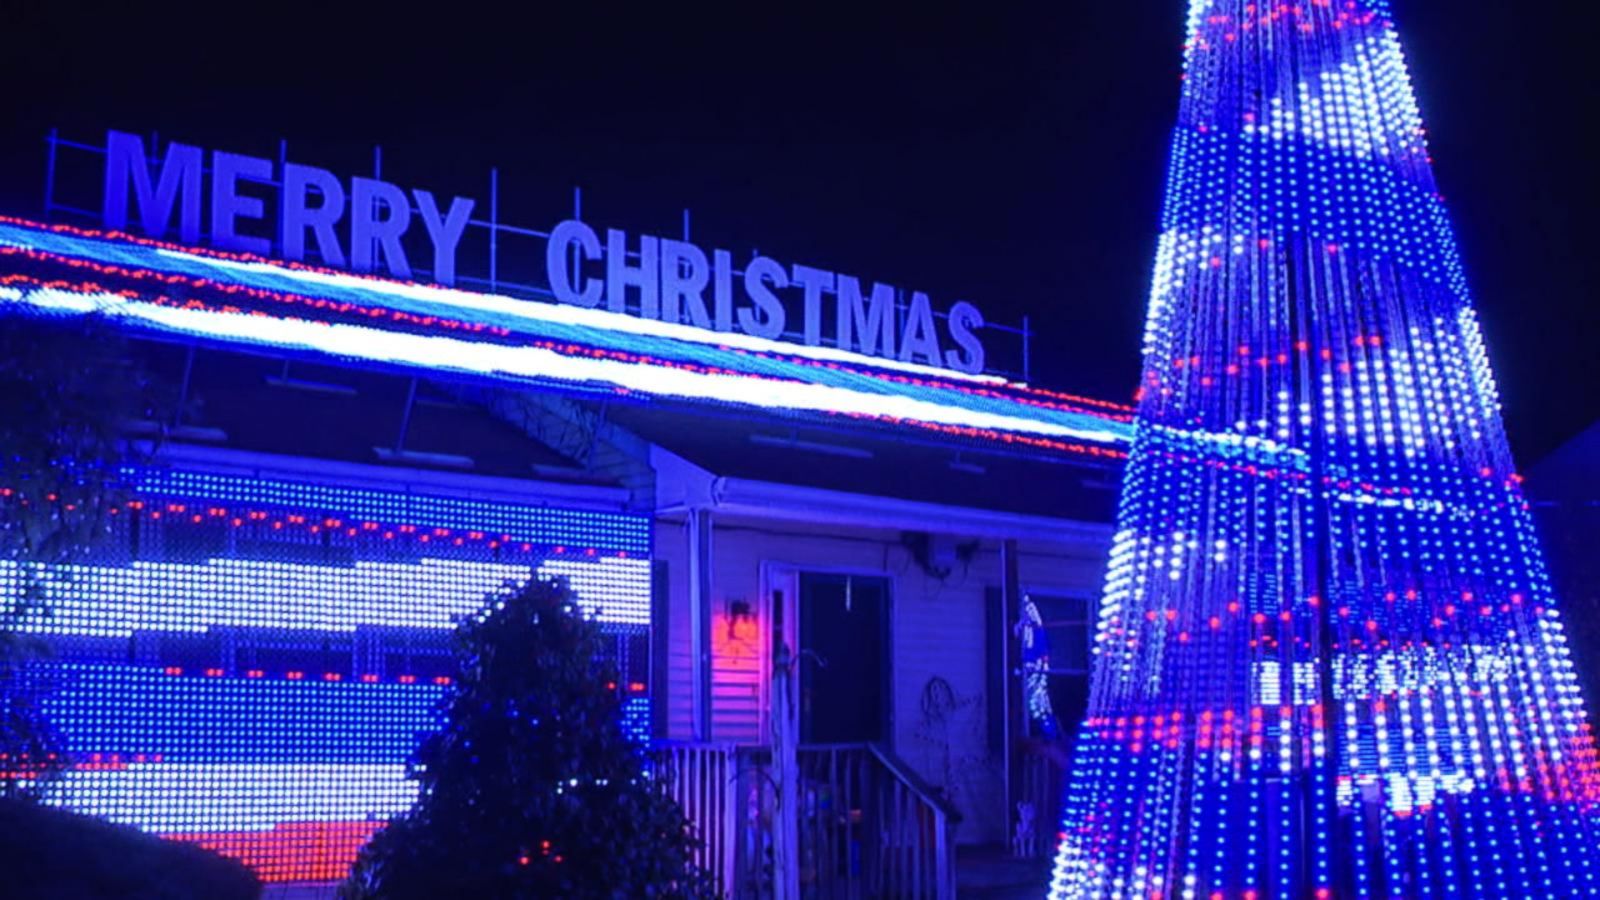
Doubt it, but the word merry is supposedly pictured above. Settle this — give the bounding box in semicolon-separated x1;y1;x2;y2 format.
102;130;473;284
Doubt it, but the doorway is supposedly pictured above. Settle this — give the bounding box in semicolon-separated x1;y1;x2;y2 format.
798;572;890;744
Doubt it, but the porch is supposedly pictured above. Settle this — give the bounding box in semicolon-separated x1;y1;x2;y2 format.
654;737;1065;898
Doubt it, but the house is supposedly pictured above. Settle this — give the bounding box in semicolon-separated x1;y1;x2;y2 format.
1527;423;1600;736
2;146;1132;895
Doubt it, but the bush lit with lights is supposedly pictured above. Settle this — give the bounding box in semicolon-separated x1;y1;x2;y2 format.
341;577;710;899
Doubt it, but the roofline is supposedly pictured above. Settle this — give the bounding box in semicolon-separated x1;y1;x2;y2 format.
0;215;1134;414
150;442;636;512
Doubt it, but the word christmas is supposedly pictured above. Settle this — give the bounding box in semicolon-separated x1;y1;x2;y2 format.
545;220;986;373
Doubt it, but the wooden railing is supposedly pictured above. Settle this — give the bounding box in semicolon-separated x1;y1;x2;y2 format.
653;741;745;896
656;741;958;899
1017;740;1067;861
795;744;958;900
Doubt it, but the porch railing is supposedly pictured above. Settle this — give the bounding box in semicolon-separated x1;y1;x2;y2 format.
654;741;746;896
796;743;959;900
1017;740;1067;860
655;741;959;899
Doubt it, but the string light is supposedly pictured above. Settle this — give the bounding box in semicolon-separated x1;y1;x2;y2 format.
1051;3;1600;897
0;273;1129;454
1;469;653;883
0;217;1137;448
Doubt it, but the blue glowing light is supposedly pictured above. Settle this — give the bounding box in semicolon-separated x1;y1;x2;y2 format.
1050;4;1600;897
1;468;653;883
121;465;652;555
0;218;1134;457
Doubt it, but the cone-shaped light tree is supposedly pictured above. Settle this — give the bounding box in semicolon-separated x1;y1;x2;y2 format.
1050;3;1600;897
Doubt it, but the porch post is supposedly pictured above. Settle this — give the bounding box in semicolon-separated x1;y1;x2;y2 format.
771;642;800;900
687;507;714;740
1000;538;1023;833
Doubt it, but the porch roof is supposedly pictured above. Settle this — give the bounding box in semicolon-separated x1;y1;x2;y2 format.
612;402;1119;523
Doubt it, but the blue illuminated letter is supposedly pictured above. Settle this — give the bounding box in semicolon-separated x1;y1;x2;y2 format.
739;256;788;339
660;239;713;329
898;291;942;365
103;130;202;243
210;151;274;256
944;301;986;374
414;190;474;286
605;228;659;317
351;177;412;278
836;276;897;359
282;162;347;267
712;249;735;332
791;264;834;346
547;219;604;308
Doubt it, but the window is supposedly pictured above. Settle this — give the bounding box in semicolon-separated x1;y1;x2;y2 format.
1028;593;1093;677
1025;592;1094;738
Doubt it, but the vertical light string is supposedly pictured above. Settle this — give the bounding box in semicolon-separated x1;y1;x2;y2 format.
1049;3;1600;897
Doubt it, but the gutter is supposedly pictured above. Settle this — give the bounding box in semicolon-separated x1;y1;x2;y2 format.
150;442;635;511
705;475;1113;545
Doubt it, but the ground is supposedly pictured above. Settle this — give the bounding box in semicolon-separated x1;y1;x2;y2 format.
956;843;1053;898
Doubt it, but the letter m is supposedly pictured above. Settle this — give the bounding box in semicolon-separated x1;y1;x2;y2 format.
103;130;203;242
836;275;897;358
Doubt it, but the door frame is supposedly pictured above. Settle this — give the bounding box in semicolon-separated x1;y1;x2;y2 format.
761;561;895;746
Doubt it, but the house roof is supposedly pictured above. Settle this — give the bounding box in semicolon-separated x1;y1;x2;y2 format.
607;401;1120;521
133;343;605;483
1527;421;1600;503
0;216;1133;466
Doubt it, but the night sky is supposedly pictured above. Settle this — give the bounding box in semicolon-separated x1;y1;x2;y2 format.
3;2;1595;460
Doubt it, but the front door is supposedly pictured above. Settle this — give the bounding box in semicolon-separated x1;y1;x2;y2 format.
798;573;889;744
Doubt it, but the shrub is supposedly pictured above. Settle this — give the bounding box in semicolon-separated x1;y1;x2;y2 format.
342;578;713;899
0;798;260;900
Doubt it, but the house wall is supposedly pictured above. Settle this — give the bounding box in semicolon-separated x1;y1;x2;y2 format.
23;448;650;888
654;514;699;744
654;512;1109;844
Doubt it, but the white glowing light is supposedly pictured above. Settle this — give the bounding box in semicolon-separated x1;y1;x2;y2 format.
2;285;1126;447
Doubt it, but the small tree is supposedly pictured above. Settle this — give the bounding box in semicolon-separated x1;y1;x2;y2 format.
342;578;712;899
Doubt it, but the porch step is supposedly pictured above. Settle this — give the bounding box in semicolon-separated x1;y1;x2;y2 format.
955;843;1051;899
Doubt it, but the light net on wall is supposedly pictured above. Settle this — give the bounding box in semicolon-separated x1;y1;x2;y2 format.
1050;2;1600;897
5;467;652;884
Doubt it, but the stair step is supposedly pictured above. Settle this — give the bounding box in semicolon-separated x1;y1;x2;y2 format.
955;843;1051;897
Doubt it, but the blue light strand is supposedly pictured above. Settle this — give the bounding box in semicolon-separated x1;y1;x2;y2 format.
1050;3;1600;897
121;466;651;555
0;219;1135;451
5;467;655;883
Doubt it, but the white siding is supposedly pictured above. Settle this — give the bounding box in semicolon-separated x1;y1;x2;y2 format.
656;517;697;740
654;513;1109;844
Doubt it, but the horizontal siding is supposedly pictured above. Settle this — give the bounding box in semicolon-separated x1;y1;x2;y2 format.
654;519;696;740
707;528;767;744
653;514;1111;843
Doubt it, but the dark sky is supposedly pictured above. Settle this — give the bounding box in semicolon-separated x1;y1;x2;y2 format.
2;2;1595;461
